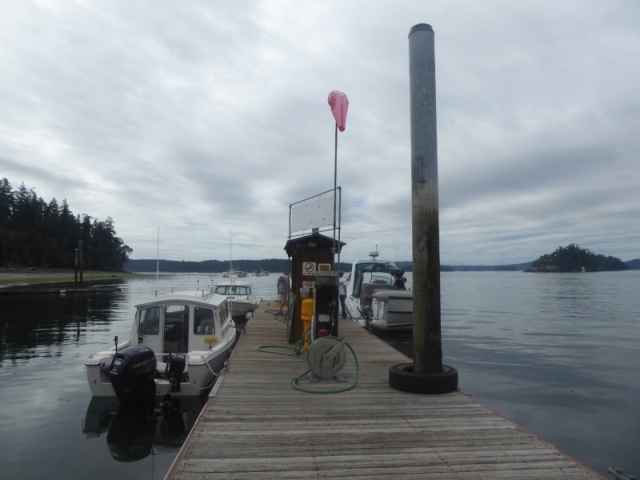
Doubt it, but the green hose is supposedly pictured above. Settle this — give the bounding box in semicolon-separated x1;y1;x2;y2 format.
258;330;360;394
291;336;360;394
257;326;309;356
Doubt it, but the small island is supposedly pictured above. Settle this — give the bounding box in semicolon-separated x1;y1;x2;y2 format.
527;243;627;273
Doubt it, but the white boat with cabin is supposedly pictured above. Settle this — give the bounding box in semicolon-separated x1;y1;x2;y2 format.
222;268;247;278
85;290;237;406
214;275;259;325
345;250;412;332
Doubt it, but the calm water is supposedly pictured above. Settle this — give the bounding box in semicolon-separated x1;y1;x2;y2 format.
0;271;639;478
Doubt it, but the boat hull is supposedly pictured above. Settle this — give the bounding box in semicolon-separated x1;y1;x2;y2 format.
345;256;413;333
346;288;413;332
85;346;233;399
228;299;257;322
370;290;413;331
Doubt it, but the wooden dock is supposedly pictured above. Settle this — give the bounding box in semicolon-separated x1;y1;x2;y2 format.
166;301;604;479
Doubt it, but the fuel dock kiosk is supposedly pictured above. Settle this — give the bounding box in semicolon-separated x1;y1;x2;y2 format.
284;232;345;345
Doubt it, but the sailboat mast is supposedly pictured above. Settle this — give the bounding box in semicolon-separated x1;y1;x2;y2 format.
229;230;232;272
156;228;160;281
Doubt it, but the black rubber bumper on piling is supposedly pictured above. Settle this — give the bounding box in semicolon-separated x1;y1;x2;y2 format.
389;363;458;394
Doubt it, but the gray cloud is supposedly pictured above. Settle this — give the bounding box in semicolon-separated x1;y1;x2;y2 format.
1;0;639;266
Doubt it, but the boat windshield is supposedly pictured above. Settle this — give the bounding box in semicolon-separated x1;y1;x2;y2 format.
215;285;251;295
352;261;405;298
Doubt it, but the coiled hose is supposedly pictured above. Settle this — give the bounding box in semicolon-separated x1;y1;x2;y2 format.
258;331;360;394
291;336;360;394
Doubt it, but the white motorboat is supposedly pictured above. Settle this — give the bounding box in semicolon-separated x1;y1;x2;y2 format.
222;268;247;277
253;269;269;276
214;275;260;325
85;290;237;406
345;251;412;332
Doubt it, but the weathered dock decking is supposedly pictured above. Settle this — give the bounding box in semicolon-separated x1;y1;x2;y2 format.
167;301;604;479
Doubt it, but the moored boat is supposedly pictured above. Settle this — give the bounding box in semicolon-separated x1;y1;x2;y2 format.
214;275;260;326
345;250;412;332
222;268;247;277
85;290;237;406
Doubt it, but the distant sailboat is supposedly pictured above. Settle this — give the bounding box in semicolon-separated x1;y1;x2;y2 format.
222;231;247;277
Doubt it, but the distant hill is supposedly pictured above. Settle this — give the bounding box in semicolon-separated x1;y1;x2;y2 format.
126;258;638;274
442;262;533;272
125;258;292;274
433;259;638;272
625;259;640;269
528;244;630;272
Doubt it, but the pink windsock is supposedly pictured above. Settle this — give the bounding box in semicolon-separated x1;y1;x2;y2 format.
328;90;349;132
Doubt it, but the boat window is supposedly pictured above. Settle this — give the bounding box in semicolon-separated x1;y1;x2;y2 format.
218;302;230;324
215;285;250;295
164;305;189;353
353;264;373;298
194;307;216;335
371;274;392;285
353;261;402;298
139;306;160;334
165;304;188;321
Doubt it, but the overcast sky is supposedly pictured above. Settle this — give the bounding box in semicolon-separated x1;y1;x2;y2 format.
2;0;639;265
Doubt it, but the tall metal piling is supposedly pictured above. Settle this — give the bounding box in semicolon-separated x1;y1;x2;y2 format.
388;23;457;394
409;23;442;374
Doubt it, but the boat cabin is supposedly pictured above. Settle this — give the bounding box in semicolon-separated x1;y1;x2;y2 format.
349;260;406;304
132;292;233;358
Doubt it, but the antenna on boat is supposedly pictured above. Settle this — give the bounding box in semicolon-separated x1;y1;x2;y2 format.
369;245;379;259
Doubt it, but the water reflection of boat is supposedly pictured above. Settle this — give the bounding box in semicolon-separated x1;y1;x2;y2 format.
85;290;237;406
345;250;412;332
82;396;207;462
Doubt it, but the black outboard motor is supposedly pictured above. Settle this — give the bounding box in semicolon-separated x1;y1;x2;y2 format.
167;354;186;393
361;305;374;332
109;346;157;407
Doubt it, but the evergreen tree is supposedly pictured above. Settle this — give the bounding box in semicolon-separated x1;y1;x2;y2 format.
531;244;627;272
0;178;132;271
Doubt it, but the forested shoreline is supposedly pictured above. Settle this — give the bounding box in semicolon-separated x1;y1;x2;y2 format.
0;178;131;271
2;179;637;274
529;244;629;272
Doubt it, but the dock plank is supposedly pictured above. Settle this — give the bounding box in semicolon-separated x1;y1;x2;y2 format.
167;301;603;480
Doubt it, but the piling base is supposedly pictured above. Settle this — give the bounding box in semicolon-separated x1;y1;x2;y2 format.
389;363;458;394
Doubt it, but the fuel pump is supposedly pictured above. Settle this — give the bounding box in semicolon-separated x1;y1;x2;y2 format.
312;270;339;340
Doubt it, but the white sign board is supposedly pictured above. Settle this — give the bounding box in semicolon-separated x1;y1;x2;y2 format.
302;262;316;276
290;191;335;234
